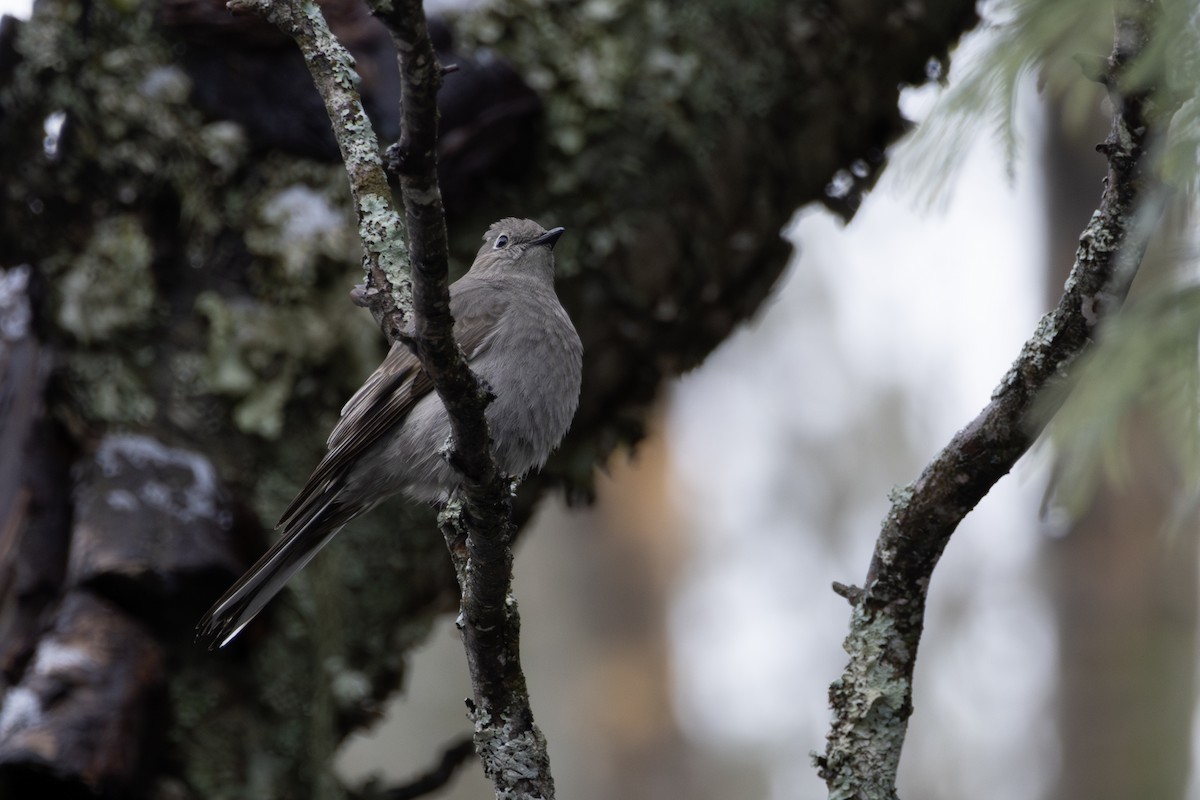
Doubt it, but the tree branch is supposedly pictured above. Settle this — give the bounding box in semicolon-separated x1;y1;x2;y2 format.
225;0;412;342
368;3;555;797
818;2;1174;797
356;735;475;800
225;0;553;795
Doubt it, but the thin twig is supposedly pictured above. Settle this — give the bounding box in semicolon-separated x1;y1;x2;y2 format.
818;2;1172;797
380;736;476;800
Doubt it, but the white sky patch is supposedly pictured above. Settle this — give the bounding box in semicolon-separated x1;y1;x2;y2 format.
0;0;31;18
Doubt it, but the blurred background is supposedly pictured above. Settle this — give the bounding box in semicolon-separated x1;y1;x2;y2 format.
2;0;1198;798
334;26;1200;800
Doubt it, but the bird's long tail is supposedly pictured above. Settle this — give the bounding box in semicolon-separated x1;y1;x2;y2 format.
196;498;349;649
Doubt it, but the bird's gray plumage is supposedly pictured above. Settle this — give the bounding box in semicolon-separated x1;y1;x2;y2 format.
197;218;582;648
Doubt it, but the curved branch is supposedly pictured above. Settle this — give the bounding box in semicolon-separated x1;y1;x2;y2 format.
367;735;475;800
818;2;1174;797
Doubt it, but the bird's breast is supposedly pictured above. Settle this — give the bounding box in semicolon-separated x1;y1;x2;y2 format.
472;292;582;474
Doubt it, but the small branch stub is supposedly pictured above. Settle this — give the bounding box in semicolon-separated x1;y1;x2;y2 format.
831;582;864;606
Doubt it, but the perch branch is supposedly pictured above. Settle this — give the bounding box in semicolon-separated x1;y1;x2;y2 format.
818;2;1174;797
368;2;555;797
233;0;554;795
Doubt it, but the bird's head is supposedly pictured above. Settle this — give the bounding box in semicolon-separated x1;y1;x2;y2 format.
470;218;565;280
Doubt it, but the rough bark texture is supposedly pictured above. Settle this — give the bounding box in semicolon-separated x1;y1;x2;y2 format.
818;2;1179;797
0;0;978;796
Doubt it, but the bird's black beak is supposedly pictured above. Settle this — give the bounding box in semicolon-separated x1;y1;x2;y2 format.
530;227;565;250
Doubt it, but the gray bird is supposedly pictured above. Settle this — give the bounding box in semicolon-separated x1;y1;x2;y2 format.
198;218;582;648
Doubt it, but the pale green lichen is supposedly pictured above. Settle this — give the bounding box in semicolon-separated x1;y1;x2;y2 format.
61;351;157;424
293;0;384;183
885;483;914;507
826;605;910;800
52;215;155;342
195;291;372;439
247;183;357;294
358;192;412;314
198;121;250;176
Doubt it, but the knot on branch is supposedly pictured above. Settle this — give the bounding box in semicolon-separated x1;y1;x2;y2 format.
386;141;437;179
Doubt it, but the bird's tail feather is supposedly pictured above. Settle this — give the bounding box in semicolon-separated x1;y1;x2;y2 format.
196;498;345;649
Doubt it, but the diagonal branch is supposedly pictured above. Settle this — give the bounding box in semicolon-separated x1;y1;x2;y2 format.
818;2;1175;797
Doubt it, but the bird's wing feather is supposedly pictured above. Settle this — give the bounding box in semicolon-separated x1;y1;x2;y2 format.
276;279;508;531
196;496;349;648
198;280;511;648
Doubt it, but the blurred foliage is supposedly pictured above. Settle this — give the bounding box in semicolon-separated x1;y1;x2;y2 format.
887;0;1200;526
894;0;1200;205
1038;271;1200;522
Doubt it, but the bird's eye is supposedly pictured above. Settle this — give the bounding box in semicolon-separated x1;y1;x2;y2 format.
493;234;509;249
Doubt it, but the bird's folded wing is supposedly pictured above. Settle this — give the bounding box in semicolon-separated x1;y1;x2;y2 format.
277;280;510;530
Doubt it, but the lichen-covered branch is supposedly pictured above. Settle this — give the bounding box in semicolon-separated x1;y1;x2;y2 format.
370;2;555;798
226;0;412;341
818;2;1174;797
228;0;553;794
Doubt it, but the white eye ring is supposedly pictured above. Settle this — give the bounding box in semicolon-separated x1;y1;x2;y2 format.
493;234;509;249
